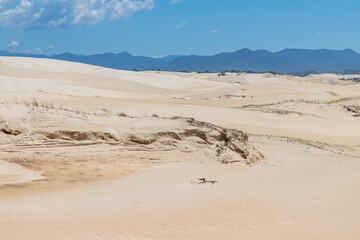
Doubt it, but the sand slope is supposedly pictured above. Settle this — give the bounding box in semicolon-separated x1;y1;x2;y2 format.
0;160;43;185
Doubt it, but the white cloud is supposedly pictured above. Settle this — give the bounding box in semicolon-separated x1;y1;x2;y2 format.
0;0;154;31
170;0;183;4
209;29;219;33
6;40;20;49
175;21;186;30
318;31;323;35
48;44;54;49
25;47;42;54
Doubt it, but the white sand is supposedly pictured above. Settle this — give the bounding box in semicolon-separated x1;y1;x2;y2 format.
1;57;360;240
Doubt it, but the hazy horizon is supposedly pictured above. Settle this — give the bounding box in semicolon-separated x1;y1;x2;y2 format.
2;47;360;58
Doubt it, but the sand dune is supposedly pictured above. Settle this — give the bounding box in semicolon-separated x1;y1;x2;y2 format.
1;57;360;239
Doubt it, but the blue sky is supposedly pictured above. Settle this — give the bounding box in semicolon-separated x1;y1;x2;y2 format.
0;0;359;56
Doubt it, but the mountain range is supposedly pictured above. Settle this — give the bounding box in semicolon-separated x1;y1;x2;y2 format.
2;48;360;74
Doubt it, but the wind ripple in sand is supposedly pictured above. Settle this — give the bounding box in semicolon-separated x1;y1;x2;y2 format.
0;160;44;185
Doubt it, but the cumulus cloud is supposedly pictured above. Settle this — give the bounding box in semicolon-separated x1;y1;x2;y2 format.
0;0;154;31
175;21;186;30
170;0;183;4
6;40;20;49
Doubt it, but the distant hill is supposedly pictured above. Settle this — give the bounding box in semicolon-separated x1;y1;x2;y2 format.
2;48;360;74
0;50;47;59
51;51;166;71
